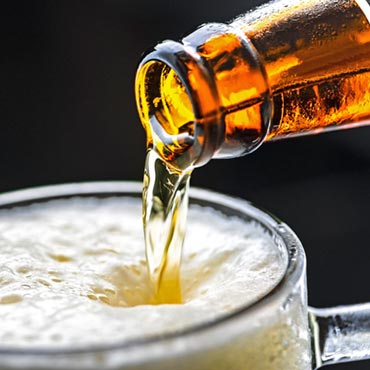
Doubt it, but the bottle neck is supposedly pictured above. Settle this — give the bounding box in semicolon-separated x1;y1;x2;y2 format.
232;0;370;141
135;23;271;171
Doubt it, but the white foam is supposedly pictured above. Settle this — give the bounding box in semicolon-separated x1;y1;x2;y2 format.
0;197;286;348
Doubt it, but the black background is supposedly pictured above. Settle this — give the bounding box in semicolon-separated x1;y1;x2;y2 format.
2;1;370;368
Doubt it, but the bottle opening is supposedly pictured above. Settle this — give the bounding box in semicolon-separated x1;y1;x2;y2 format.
136;60;195;168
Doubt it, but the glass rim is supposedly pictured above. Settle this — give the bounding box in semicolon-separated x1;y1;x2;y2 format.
0;181;306;357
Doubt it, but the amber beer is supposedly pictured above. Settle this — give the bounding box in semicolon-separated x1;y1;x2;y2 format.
136;0;370;171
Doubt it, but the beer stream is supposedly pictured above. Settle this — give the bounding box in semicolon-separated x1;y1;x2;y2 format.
143;149;191;304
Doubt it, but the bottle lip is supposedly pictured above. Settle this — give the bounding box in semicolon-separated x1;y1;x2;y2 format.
135;29;225;171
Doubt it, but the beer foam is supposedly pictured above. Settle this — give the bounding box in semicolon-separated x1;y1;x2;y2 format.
0;197;286;348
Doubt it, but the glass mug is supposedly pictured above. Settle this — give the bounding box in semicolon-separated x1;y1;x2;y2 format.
0;181;369;370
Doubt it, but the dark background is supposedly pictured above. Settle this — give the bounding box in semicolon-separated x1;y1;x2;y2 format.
2;1;370;368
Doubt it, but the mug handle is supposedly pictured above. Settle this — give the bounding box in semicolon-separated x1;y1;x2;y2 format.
309;303;370;368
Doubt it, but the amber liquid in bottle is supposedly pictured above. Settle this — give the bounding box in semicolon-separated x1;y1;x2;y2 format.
137;0;370;166
238;0;370;141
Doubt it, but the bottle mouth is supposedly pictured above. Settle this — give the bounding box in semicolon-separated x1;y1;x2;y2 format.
135;41;223;171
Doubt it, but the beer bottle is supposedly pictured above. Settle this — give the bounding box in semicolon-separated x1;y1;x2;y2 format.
136;0;370;170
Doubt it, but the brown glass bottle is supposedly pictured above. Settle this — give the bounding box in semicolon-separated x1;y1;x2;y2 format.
136;0;370;171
